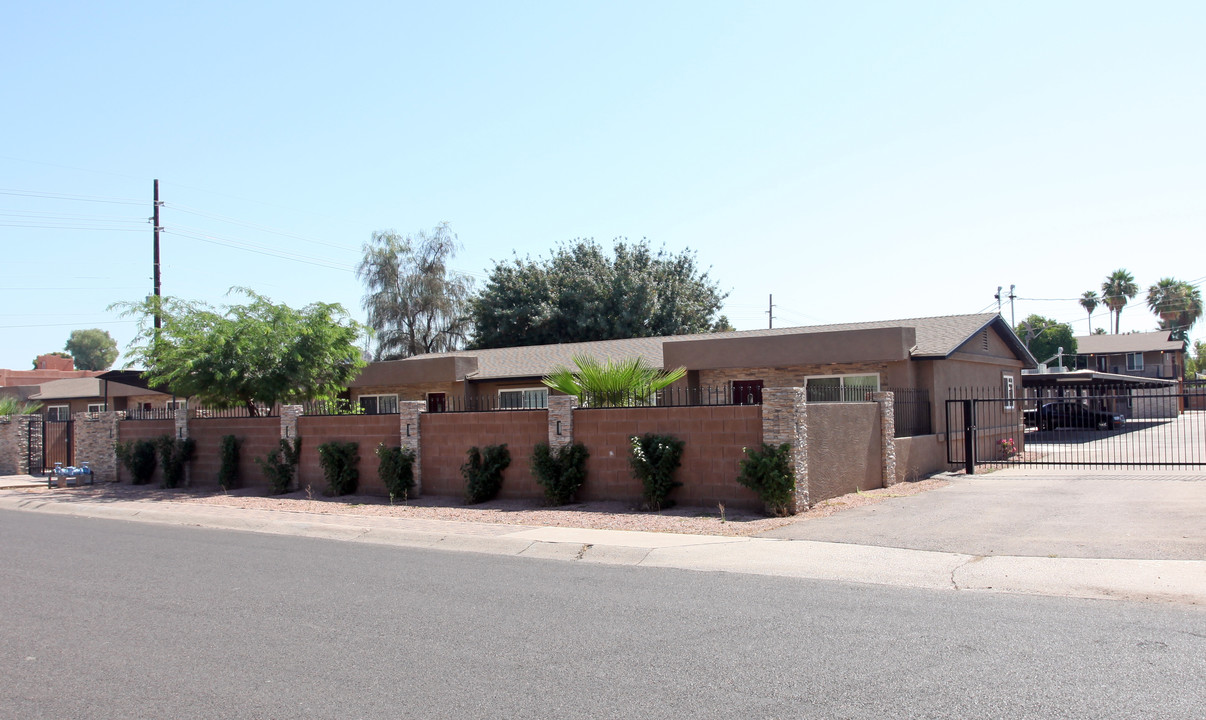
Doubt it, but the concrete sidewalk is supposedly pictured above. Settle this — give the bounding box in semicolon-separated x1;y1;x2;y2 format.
1;489;1202;607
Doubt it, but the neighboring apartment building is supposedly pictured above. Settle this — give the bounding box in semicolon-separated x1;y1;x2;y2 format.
347;313;1036;435
1073;331;1185;380
0;353;102;387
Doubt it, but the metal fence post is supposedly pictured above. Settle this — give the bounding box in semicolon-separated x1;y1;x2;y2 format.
963;399;976;475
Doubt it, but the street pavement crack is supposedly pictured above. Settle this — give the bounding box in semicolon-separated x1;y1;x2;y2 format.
951;555;986;590
575;543;592;560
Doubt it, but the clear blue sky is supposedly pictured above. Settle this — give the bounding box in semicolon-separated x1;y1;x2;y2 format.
3;1;1203;370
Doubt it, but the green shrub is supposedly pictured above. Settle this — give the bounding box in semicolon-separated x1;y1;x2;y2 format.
257;437;302;495
629;433;685;511
462;444;511;504
376;443;416;502
218;435;240;491
531;442;589;505
155;435;197;489
114;439;157;485
318;441;359;496
736;443;796;516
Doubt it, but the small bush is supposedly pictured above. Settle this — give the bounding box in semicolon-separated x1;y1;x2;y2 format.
462;444;511;504
155;436;197;489
736;443;796;516
257;437;302;495
531;442;589;505
376;443;416;502
629;433;685;511
318;441;359;496
114;439;157;485
218;435;240;491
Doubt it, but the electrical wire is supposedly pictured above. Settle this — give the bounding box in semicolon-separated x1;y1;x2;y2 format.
0;188;144;205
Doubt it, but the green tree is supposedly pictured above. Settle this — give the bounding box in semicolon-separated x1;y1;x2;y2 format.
114;289;365;416
542;354;686;407
1014;314;1077;367
1186;340;1206;378
1146;278;1202;342
1101;269;1138;334
356;222;473;360
1078;291;1099;331
470;238;728;348
63;328;119;371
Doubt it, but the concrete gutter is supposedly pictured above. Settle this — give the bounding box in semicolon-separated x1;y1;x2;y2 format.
1;493;1202;607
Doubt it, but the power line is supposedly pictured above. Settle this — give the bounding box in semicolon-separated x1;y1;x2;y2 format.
0;188;144;205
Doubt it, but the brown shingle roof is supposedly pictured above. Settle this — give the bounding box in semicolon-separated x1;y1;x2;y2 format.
1073;331;1183;355
409;313;1013;379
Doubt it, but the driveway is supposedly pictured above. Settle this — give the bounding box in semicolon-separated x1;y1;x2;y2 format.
758;467;1206;560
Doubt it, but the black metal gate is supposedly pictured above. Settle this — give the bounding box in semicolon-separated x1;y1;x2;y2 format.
947;383;1206;472
43;418;73;471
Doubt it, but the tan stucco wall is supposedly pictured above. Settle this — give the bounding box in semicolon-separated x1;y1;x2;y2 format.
351;382;463;403
894;434;948;482
806;403;881;502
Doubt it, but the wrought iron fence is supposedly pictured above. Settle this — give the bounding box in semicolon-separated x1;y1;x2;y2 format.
189;403;278;419
889;387;932;437
577;384;749;409
124;407;179;421
302;399;379;416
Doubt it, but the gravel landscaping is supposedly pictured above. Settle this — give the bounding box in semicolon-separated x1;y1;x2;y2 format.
3;475;951;537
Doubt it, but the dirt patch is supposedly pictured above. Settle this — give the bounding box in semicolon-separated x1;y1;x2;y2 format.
3;475;950;538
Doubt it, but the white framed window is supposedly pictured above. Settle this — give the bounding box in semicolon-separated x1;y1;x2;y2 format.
804;373;880;402
499;387;548;409
166;400;185;411
358;394;399;414
1003;374;1016;410
47;405;70;421
87;403;105;413
1126;353;1144;371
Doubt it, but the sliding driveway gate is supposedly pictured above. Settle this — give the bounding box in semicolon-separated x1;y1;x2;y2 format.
947;384;1206;472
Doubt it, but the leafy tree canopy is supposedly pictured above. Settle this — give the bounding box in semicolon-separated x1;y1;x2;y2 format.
470;238;728;348
64;328;119;371
1186;340;1206;378
356;222;473;360
1014;314;1077;367
113;289;365;416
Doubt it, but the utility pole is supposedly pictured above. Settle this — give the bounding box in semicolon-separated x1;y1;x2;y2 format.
1008;284;1016;328
767;294;776;329
153;179;162;329
995;286;1002;314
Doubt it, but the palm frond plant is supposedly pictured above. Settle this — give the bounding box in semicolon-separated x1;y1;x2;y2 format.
0;397;41;417
542;354;686;408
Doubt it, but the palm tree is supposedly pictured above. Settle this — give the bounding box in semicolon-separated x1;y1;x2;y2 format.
543;354;686;407
1147;279;1203;341
1079;290;1099;332
1101;269;1138;334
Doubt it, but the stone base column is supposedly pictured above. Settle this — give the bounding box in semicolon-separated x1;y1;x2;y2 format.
280;405;302;440
0;416;22;475
399;401;424;497
871;391;898;486
547;395;578;450
74;411;121;482
761;387;808;513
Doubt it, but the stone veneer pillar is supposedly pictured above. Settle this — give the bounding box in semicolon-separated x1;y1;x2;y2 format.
0;416;28;475
871;391;898;486
399;401;424;497
280;405;302;440
74;411;121;482
24;415;43;475
547;395;578;450
761;387;809;513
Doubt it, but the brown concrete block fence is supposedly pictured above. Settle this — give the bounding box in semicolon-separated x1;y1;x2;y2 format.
70;388;913;511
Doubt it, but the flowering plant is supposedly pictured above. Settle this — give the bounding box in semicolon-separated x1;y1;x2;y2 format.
629;433;685;511
998;437;1017;459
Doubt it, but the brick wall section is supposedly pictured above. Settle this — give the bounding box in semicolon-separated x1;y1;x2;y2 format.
188;417;281;489
573;405;764;510
547;395;577;449
761;387;809;513
871;391;898;486
699;363;889;389
399;402;423;495
117;419;174;485
296;414;407;495
74;411;119;482
420;411;548;499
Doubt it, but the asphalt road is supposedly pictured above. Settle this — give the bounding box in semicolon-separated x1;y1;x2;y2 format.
2;511;1204;719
